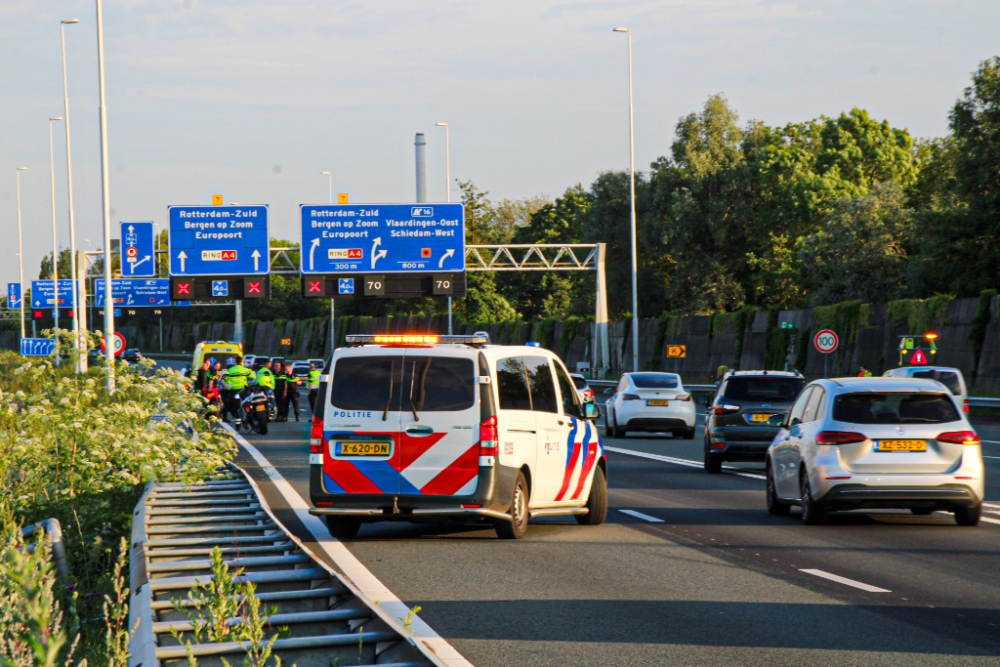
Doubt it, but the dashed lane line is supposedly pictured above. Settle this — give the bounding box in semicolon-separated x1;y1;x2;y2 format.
800;569;891;593
618;509;664;523
223;424;474;667
605;446;767;480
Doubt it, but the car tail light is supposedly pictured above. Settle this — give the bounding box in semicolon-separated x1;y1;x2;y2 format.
623;393;641;401
714;404;739;415
480;415;499;457
937;430;980;445
816;431;867;445
583;388;594;399
676;393;691;401
963;398;969;413
310;415;325;454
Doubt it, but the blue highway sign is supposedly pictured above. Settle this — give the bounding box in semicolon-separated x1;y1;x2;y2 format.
300;203;465;275
30;280;78;308
120;221;156;277
212;280;229;297
168;205;269;276
20;338;56;357
338;278;355;294
95;279;171;307
7;283;21;310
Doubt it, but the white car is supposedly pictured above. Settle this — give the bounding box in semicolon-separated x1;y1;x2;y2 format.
883;366;969;414
765;377;984;526
569;373;595;404
604;372;697;439
309;333;608;540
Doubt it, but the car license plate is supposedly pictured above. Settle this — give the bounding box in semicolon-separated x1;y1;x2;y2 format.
647;399;670;406
335;441;391;457
255;404;266;411
876;439;927;452
751;413;773;423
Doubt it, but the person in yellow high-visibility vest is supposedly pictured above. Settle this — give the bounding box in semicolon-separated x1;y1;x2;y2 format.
307;362;322;413
222;357;255;422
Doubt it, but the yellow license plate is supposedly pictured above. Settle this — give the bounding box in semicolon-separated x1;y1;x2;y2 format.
751;413;773;423
255;404;266;411
877;439;927;452
647;400;670;406
336;441;391;457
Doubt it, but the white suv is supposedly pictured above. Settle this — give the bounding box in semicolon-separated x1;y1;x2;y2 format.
604;372;697;439
309;334;608;539
765;377;984;526
883;366;969;414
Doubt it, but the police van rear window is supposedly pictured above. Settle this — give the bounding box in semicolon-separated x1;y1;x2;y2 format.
330;356;475;412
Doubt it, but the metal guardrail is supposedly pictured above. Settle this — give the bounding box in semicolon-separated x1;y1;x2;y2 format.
128;464;437;667
969;397;1000;408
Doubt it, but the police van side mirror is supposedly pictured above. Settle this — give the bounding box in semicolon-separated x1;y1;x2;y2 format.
583;403;602;421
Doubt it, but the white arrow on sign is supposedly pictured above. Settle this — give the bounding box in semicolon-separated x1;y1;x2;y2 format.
129;255;150;273
438;248;455;269
309;238;320;271
371;237;387;269
251;250;262;271
177;251;187;272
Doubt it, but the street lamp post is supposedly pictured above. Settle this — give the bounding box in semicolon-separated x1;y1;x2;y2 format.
95;0;115;392
321;171;335;354
60;18;81;371
613;27;640;373
435;122;453;335
321;171;333;204
15;168;28;339
49;117;64;365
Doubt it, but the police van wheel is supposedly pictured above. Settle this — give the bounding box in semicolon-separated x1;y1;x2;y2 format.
325;516;361;539
495;472;529;540
576;465;608;525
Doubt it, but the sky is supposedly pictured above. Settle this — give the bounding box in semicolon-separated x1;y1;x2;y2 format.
1;0;998;290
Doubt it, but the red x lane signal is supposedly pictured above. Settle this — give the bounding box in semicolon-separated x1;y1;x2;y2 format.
176;282;191;295
246;281;262;294
308;280;323;293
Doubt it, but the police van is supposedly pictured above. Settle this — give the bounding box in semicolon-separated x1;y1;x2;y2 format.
308;333;608;539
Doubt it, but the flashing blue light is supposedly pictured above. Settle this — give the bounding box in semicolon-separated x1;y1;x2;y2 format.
526;341;541;347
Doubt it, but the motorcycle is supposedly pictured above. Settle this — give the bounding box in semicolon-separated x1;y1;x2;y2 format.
238;383;270;435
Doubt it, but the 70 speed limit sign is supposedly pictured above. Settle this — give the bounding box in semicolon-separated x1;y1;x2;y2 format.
814;329;839;354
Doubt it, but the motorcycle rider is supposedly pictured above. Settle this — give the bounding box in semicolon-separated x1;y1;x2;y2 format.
222;356;255;422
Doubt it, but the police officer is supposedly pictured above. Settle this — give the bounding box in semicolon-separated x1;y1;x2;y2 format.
256;359;275;391
280;365;302;422
222;356;255;422
273;362;288;421
307;362;321;413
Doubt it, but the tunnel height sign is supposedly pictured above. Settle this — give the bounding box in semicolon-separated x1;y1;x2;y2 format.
300;203;465;275
168;205;269;276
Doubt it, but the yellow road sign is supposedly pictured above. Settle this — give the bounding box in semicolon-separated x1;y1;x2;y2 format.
211;194;223;205
337;193;349;204
667;345;686;359
280;338;291;346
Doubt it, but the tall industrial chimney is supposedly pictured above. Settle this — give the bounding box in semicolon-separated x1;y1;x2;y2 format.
415;132;427;203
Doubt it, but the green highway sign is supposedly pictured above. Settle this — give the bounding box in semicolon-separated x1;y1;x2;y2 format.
779;321;795;329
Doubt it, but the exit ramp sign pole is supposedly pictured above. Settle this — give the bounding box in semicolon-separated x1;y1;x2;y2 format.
168;205;270;276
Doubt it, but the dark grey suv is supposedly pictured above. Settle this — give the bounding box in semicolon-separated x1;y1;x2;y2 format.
704;371;806;474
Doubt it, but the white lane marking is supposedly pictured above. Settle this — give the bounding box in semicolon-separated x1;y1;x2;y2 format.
223;424;473;667
619;509;664;523
981;439;1000;445
799;569;891;593
983;503;1000;509
606;446;767;480
982;455;1000;460
981;517;1000;526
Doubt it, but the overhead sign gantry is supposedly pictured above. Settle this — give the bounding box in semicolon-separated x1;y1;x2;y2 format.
299;203;466;299
168;205;271;301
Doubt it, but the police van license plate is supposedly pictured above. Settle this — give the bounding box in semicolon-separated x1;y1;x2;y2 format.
876;439;927;452
335;441;391;457
647;400;670;406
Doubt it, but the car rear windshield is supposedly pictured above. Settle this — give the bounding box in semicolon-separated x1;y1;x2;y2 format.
911;370;962;396
833;392;960;424
630;373;679;389
571;376;588;389
724;377;805;402
330;355;475;412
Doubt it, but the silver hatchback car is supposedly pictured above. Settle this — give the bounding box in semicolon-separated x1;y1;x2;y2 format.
765;377;984;526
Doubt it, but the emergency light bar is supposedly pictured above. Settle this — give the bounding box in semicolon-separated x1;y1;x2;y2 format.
345;334;491;346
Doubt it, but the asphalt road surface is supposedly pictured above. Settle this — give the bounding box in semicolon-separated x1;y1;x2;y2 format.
223;400;1000;667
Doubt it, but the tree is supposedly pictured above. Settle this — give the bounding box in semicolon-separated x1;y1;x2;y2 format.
800;182;913;305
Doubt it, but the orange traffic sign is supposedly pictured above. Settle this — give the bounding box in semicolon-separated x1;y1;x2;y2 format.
667;345;686;359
